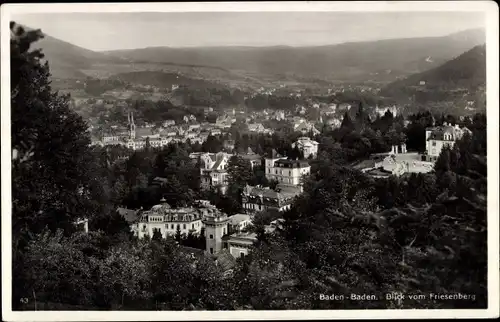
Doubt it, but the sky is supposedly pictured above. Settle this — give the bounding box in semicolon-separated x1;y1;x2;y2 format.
13;12;486;51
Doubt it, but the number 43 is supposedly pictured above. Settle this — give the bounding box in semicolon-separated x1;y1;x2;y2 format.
20;298;29;304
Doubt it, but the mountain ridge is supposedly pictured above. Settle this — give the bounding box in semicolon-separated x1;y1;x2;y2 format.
24;26;485;83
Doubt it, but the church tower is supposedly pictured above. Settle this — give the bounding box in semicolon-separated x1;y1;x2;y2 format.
129;111;136;140
202;209;229;255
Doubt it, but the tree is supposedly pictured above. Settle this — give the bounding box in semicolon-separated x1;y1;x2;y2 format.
202;135;222;153
175;226;182;242
11;23;97;237
227;156;253;187
340;111;354;130
289;145;304;160
152;229;163;242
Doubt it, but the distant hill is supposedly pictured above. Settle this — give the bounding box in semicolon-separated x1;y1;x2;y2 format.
27;26;485;84
380;44;486;100
29;31;126;79
104;28;486;82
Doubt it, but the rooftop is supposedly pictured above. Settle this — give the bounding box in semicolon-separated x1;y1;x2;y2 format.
214;249;237;271
228;231;258;242
275;158;310;168
228;214;251;226
178;246;205;259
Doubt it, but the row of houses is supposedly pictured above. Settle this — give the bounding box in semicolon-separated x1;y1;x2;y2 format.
119;200;258;259
189;141;316;195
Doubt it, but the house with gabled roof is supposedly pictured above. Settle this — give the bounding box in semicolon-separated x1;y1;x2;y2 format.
199;152;232;194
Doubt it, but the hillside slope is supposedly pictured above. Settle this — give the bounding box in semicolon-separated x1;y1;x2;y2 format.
28;27;485;84
30;32;126;79
104;28;485;82
107;70;226;89
380;45;486;99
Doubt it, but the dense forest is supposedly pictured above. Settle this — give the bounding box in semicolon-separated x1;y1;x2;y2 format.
11;23;488;310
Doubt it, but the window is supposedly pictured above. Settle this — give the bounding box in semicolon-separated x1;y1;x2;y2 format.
210;248;214;254
192;224;195;229
432;141;436;146
223;228;226;235
183;224;186;229
171;224;174;229
210;234;214;239
240;252;245;258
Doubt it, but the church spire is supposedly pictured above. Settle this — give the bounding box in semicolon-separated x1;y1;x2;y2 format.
129;111;136;140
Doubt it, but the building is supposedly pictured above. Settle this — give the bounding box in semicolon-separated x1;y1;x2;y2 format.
265;151;311;186
199;152;231;194
133;199;204;239
241;183;301;213
223;232;258;258
423;123;472;162
362;153;434;177
162;119;176;127
292;137;319;159
273;110;286;121
239;147;262;169
293;121;321;136
102;111;173;151
74;218;89;233
227;214;252;234
247;123;266;133
203;211;230;255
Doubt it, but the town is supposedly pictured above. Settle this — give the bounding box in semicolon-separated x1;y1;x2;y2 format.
86;105;474;265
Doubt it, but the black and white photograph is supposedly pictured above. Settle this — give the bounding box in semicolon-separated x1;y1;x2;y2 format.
1;1;499;320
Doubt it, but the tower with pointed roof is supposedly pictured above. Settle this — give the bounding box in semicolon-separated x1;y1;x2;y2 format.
129;111;136;140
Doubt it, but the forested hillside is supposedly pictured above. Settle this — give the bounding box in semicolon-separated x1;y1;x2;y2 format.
380;45;486;109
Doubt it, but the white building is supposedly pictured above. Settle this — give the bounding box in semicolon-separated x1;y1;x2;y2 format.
134;200;204;240
292;137;319;159
265;153;311;186
74;218;89;233
228;214;252;234
423;123;472;162
203;210;258;259
293;121;321;136
199;152;231;194
224;232;258;258
162;119;176;127
247;123;266;133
